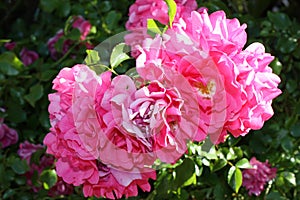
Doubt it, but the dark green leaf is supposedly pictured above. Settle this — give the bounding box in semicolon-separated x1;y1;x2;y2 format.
3;189;16;199
7;103;27;123
105;11;122;30
40;169;58;190
281;136;294;152
24;84;44;107
11;158;29;175
67;28;81;41
174;158;195;188
210;158;227;172
110;43;130;69
40;0;59;12
290;123;300;137
182;172;196;187
30;149;45;165
266;191;286;200
0;51;23;70
40;70;58;81
268;12;292;30
56;0;71;17
277;37;298;54
270;58;282;75
0;62;19;75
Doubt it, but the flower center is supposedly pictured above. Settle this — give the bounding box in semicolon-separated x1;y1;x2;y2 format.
194;80;216;98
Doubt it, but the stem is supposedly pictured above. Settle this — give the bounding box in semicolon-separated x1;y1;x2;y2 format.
52;42;81;67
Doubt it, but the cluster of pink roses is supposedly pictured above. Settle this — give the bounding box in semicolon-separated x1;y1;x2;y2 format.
47;16;93;60
0;112;18;149
17;141;74;196
242;157;277;196
44;0;281;199
4;42;39;66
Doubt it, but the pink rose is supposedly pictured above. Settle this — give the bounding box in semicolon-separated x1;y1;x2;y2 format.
18;141;58;193
125;0;198;58
20;47;39;66
17;141;44;163
48;177;74;197
126;0;169;30
99;71;199;164
242;157;277;196
126;0;198;30
224;43;281;137
72;16;92;40
136;9;281;144
0;123;18;148
47;16;92;60
44;65;156;199
4;42;16;50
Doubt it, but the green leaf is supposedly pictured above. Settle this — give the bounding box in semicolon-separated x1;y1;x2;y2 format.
40;0;59;13
105;11;122;30
40;70;58;81
3;189;16;199
268;12;292;30
228;166;243;193
277;37;298;54
164;0;177;27
11;158;29;175
290;123;300;137
0;51;23;70
281;136;294;152
56;0;71;17
7;103;27;123
283;172;296;186
270;58;282;75
40;169;58;190
85;49;101;65
235;158;252;169
182;172;197;187
24;84;44;107
174;158;195;188
0;62;19;75
226;147;237;160
266;191;286;200
67;28;81;40
110;43;130;69
147;19;162;37
30;149;45;165
205;146;218;160
210;158;227;172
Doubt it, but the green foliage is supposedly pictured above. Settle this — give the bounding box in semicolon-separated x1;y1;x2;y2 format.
0;0;300;199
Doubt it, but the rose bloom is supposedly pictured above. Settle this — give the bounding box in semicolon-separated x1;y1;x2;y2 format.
126;0;197;30
0;122;18;148
242;157;277;196
4;41;16;50
20;47;39;66
18;141;55;192
72;15;92;40
135;9;281;144
47;16;92;60
44;65;156;199
125;0;198;58
17;140;44;163
96;69;199;165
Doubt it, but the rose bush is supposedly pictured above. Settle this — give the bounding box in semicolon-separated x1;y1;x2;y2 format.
0;0;300;199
